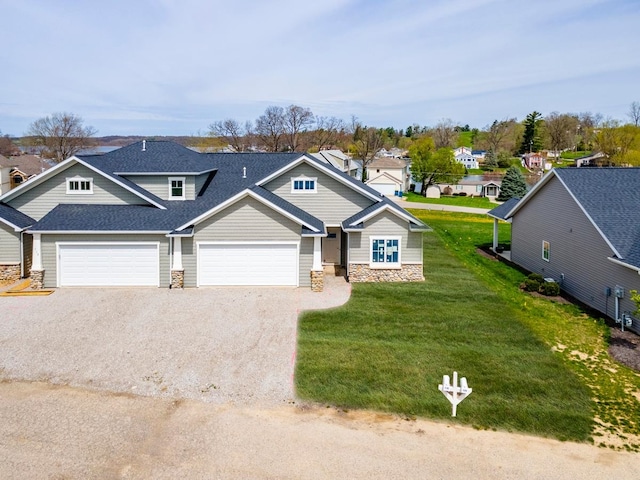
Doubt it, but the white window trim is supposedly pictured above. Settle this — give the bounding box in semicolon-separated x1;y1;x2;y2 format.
369;236;402;269
291;176;317;194
542;240;550;262
66;176;93;195
168;176;186;200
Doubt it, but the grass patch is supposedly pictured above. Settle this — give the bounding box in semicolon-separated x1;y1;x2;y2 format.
296;210;640;449
560;151;591;159
404;192;494;208
296;213;593;441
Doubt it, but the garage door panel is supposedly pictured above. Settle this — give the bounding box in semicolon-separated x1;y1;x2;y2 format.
199;243;297;286
58;244;159;287
370;183;397;196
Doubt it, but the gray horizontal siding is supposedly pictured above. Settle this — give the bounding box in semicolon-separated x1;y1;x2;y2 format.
8;163;146;220
299;237;313;287
123;175;196;200
182;196;301;287
40;234;170;288
0;223;20;263
348;211;422;264
265;163;373;225
194;173;209;196
511;176;640;327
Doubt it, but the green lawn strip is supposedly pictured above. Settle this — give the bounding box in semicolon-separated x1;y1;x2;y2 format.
296;222;592;441
411;210;640;451
404;192;495;208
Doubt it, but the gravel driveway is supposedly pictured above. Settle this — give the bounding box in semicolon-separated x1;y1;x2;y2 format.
0;276;350;405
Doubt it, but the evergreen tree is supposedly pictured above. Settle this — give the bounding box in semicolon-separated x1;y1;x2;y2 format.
498;166;527;201
519;111;543;154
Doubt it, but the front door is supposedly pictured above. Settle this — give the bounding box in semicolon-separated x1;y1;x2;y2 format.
322;227;341;265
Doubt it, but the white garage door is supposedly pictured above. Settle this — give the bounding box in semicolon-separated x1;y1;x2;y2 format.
198;243;298;286
58;243;160;287
371;183;398;196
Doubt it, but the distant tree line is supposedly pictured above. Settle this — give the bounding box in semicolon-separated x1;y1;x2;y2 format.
4;101;640;172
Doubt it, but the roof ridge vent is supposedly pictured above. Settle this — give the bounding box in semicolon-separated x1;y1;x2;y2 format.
142;140;146;152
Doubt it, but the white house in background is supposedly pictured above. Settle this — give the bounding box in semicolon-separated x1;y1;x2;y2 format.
365;156;410;196
310;150;360;179
454;147;472;156
455;152;479;170
453;147;479;169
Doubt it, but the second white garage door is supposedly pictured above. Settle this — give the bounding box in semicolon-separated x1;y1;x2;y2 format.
198;243;298;286
58;243;160;287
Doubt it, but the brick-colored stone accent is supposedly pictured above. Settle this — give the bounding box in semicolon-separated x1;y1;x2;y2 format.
348;264;424;283
311;270;324;292
171;270;184;289
30;269;45;290
0;264;21;284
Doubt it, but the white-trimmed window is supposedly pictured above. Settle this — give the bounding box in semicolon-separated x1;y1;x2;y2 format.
66;177;93;194
169;177;185;200
291;176;317;193
542;240;550;262
370;236;401;267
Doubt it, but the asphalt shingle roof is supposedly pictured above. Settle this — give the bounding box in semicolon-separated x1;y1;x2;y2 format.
487;197;520;221
0;203;36;229
553;168;640;267
30;204;177;232
26;140;425;236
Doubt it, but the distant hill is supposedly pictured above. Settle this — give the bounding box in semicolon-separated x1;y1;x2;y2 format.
96;136;201;147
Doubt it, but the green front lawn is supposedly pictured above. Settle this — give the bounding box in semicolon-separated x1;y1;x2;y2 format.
296;211;640;449
403;191;495;208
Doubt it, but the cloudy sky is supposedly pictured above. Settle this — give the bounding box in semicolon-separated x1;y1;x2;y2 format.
1;0;638;136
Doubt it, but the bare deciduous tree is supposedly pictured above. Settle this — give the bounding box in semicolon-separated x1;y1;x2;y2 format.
0;131;20;156
209;118;249;152
430;119;458;149
351;119;384;182
544;112;579;154
255;106;285;152
483;119;513;158
629;101;640;127
283;105;314;152
26;112;97;162
313;116;346;151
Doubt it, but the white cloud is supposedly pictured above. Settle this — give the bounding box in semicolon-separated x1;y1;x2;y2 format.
0;0;638;135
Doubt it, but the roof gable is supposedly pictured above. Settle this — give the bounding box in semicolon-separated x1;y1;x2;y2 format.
257;154;382;203
175;187;324;234
0;155;166;209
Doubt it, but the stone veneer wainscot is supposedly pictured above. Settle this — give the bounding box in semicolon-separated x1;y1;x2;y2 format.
348;264;424;282
0;264;21;284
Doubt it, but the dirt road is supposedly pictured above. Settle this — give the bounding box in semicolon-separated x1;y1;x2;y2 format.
1;381;637;480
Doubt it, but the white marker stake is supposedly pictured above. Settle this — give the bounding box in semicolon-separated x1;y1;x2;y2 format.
438;371;472;417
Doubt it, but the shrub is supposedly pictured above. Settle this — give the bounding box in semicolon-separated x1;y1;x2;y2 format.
458;192;467;196
540;281;560;296
527;273;545;283
523;278;541;292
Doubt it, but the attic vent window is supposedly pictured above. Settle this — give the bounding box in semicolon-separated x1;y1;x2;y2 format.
291;176;317;193
66;177;93;194
169;177;186;200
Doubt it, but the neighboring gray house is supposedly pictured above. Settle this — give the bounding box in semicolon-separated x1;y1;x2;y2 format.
310;150;360;179
0;141;428;290
490;168;640;334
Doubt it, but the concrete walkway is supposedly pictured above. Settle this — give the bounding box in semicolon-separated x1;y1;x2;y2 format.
389;196;491;214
